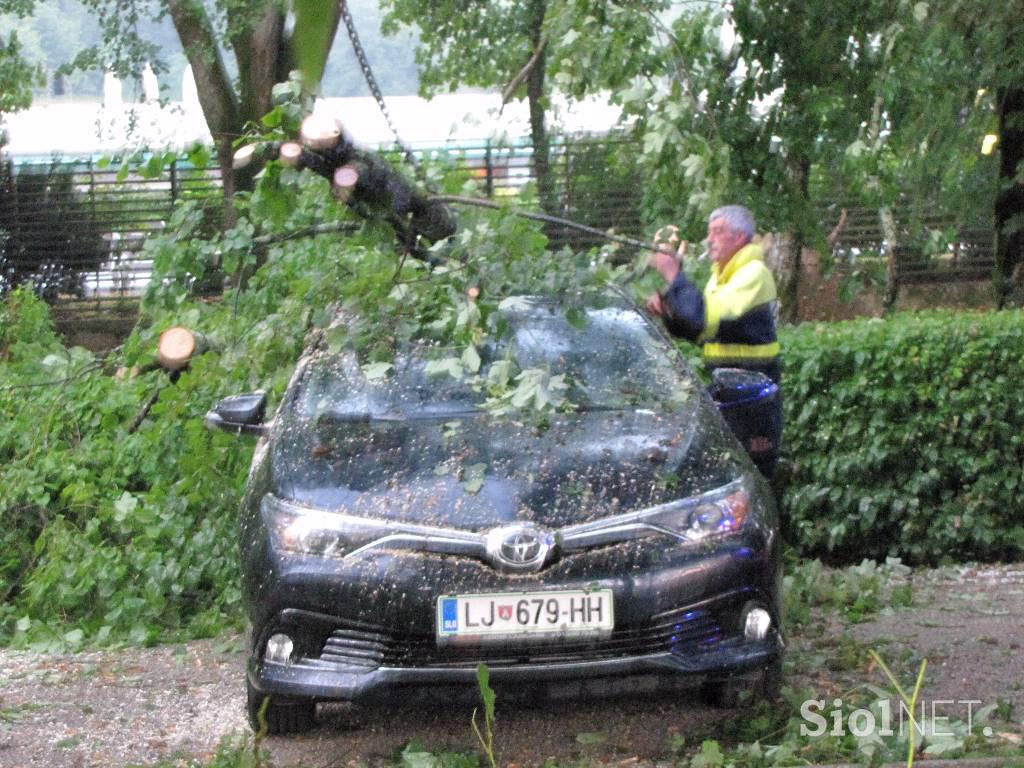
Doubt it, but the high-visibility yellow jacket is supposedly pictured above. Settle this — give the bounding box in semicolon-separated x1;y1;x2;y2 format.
661;242;780;381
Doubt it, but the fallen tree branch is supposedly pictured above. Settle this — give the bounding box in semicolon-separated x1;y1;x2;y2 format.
431;195;678;255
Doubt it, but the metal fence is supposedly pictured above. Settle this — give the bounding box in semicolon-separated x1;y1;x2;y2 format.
1;139;996;309
823;203;994;283
0;156;221;301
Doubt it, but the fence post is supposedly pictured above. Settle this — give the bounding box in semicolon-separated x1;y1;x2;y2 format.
89;157;99;306
170;157;179;209
485;139;494;199
564;136;573;219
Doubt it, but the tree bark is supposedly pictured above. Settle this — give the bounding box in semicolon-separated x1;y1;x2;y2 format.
234;7;288;132
995;85;1024;306
879;206;900;311
764;231;799;322
525;0;556;215
167;0;244;228
774;156;810;324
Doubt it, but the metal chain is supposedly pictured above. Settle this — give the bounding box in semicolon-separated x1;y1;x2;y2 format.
339;0;428;185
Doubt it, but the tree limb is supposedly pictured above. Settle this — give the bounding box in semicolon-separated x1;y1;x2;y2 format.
166;0;239;139
234;5;288;121
501;36;547;106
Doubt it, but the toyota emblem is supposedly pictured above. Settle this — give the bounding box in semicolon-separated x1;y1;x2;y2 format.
485;524;552;572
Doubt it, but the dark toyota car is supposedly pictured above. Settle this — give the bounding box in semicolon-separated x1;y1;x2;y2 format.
207;294;784;733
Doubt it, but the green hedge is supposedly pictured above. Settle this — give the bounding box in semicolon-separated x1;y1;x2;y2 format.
780;309;1024;564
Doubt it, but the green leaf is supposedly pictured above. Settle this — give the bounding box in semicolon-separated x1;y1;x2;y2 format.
362;362;393;381
487;359;512;389
475;663;495;716
425;357;463;379
461;345;481;374
113;492;139;522
462;463;487;495
261;107;283;129
564;306;586;329
139;154;165;179
691;739;725;768
64;628;84;646
186;144;211;169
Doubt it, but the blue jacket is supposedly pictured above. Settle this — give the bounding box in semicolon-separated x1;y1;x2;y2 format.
661;243;780;382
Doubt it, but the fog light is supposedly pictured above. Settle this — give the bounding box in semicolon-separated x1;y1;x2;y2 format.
265;633;294;664
743;607;772;641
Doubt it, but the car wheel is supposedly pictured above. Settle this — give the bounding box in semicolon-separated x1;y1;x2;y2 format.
701;659;783;709
246;680;316;735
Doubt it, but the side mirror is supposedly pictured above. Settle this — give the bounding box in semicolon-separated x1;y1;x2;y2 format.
709;368;776;408
205;392;268;436
709;368;780;479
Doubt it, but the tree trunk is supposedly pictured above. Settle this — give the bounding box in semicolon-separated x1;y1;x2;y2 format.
879;206;900;312
167;0;244;229
995;85;1024;306
234;7;286;122
525;0;556;215
764;232;800;322
775;156;810;324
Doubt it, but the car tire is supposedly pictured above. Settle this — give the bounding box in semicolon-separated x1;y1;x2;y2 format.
246;680;316;735
701;659;783;709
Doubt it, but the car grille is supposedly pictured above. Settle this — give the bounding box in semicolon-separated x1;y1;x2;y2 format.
320;627;389;668
316;607;723;669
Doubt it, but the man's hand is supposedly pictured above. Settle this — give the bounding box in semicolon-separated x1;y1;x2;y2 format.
648;250;681;283
646;292;663;315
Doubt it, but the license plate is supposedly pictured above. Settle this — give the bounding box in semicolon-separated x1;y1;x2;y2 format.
436;589;614;642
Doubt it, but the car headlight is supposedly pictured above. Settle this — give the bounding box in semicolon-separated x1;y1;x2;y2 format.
647;480;751;542
262;495;385;558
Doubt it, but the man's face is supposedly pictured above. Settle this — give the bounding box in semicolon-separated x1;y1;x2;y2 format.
706;217;747;266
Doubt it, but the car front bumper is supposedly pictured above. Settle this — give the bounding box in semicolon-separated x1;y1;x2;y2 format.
249;627;784;703
243;517;783;704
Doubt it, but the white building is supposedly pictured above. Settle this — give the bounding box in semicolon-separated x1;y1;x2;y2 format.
2;89;623;161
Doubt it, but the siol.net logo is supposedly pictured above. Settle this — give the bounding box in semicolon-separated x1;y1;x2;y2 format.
800;698;992;739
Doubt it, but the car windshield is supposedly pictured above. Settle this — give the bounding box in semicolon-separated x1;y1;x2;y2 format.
292;299;694;420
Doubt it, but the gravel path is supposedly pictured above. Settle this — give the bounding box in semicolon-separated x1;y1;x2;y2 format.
1;565;1023;767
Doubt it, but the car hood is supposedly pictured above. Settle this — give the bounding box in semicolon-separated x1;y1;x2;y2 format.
268;401;741;530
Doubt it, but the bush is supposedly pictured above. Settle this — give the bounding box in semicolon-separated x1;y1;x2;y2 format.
0;288;253;647
0;159;110;298
780;309;1024;564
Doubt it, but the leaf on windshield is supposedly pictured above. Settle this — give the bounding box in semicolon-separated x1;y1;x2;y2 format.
461;345;481;374
361;362;393;381
462;462;487;494
425;357;463;380
487;359;513;389
564;306;587;329
455;301;481;330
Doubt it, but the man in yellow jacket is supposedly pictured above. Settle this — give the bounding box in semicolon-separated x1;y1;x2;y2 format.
646;205;780;385
647;205;781;479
